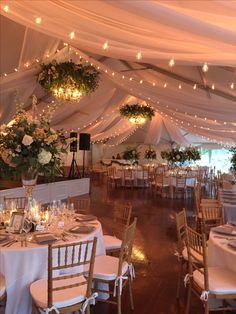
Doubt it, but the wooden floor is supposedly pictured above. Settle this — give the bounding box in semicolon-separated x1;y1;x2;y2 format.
88;178;207;314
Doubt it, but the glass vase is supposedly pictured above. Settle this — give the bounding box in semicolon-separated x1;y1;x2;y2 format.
21;168;38;199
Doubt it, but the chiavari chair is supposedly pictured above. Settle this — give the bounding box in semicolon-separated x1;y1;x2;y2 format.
201;204;224;236
0;274;6;309
104;202;132;254
87;218;137;314
30;238;97;314
185;226;236;314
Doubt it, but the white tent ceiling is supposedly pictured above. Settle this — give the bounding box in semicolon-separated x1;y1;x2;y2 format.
0;1;236;147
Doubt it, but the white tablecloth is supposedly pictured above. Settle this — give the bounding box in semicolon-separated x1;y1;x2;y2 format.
208;229;236;273
0;221;105;314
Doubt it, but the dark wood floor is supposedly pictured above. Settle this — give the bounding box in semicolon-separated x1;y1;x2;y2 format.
88;178;206;314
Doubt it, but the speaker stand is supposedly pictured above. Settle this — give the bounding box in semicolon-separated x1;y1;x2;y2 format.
82;150;86;178
68;152;80;179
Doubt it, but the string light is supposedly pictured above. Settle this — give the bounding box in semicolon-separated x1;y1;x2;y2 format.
14;68;18;72
3;5;9;12
103;41;108;50
178;84;182;89
202;62;208;72
69;31;75;40
35;17;42;24
169;59;175;67
193;84;197;90
231;83;234;89
136;51;142;60
211;84;215;90
164;83;167;88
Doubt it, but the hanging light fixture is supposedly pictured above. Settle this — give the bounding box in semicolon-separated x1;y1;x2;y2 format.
120;103;155;125
37;60;100;102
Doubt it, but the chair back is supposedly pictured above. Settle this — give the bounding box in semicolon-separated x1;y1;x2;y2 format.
194;183;201;215
47;238;97;308
118;218;137;276
107;167;116;177
176;176;186;188
113;202;132;227
124;169;133;179
200;204;224;234
185;226;208;291
175;209;187;253
4;196;27;211
72;198;91;214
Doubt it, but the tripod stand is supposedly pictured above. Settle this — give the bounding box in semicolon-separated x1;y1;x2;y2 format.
68;152;80;179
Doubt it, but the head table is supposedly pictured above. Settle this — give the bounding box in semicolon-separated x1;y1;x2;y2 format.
0;215;105;314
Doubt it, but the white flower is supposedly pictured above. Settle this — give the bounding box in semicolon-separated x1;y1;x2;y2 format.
22;134;33;146
176;154;180;160
0;124;7;133
38;149;52;165
46;134;58;144
15;145;21;152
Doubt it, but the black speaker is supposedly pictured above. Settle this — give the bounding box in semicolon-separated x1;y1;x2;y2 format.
70;132;78;152
79;133;91;151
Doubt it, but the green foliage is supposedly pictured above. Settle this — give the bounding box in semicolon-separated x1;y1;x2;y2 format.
122;147;140;161
144;149;156;160
37;60;100;95
120;104;155;120
161;146;201;165
230;147;236;172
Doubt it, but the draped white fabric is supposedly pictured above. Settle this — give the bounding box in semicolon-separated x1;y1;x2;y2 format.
0;1;236;146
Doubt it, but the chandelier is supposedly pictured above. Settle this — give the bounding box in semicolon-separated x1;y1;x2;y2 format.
120;103;155;125
38;60;100;102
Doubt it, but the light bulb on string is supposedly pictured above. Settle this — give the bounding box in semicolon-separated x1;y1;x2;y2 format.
103;41;109;50
169;58;175;67
193;84;197;90
202;62;208;72
3;5;9;12
211;84;215;90
231;83;234;89
69;31;75;40
35;17;42;24
136;51;142;60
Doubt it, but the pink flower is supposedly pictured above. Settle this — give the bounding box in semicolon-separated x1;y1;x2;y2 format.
22;134;33;146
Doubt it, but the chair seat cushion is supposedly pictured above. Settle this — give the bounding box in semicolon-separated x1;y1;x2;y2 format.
182;247;203;263
104;235;122;250
0;274;6;298
85;255;128;281
193;267;236;295
30;275;86;310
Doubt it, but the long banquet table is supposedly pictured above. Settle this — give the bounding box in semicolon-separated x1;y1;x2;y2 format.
0;217;105;314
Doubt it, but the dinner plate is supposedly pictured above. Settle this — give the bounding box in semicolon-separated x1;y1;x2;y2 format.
33;233;58;244
228;240;236;249
213;226;236;236
0;234;9;243
69;225;95;234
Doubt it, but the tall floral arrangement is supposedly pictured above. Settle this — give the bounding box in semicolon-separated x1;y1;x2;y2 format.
122;147;140;162
161;146;200;165
0;98;68;180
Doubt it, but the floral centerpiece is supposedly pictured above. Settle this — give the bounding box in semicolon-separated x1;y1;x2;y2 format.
120;103;155;124
144;148;156;160
37;60;100;101
0;98;68;181
122;147;140;163
161;146;200;165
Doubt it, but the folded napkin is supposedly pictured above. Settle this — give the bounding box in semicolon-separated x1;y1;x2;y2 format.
69;225;95;234
33;233;57;244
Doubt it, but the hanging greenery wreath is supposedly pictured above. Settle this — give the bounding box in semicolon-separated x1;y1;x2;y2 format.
119;104;155;124
37;60;100;100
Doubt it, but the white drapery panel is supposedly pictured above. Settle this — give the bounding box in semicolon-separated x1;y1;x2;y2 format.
1;0;236;65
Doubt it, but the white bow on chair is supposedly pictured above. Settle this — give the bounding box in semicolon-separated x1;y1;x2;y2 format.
45;305;60;314
80;292;98;314
113;275;128;297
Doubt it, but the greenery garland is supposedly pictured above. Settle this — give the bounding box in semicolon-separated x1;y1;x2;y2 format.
120;104;155;121
100;160;138;167
37;60;100;97
161;146;201;165
122;147;140;161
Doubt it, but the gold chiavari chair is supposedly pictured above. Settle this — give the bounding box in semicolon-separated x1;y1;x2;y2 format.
173;176;187;198
136;168;149;188
185;226;236;314
87;218;137;314
0;274;6;309
107;167;122;188
201;204;224;236
104;202;132;254
155;173;170;197
30;238;97;314
69;197;91;214
4;196;27;211
123;169;134;188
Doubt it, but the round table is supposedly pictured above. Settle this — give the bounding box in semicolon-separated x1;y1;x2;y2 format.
208;228;236;273
0;218;105;314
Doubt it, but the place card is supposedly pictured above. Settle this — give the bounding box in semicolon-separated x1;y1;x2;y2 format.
35;224;45;232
